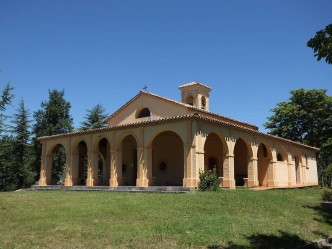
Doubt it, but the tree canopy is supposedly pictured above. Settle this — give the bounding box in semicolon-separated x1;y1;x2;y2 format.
80;104;109;130
307;23;332;64
33;89;73;137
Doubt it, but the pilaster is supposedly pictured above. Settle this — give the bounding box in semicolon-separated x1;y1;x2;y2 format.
183;143;197;187
248;157;259;187
223;154;235;189
287;160;295;187
64;137;73;186
86;136;99;186
38;141;47;186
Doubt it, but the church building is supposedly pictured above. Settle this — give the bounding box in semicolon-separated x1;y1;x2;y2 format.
38;82;319;189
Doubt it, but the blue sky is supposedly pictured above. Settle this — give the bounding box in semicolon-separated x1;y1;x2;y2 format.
1;0;331;132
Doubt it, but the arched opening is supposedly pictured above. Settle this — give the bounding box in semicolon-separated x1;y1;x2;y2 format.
137;108;150;118
201;96;206;110
186;96;194;106
204;133;224;178
122;135;137;186
152;131;184;186
77;141;88;186
257;143;272;187
98;138;110;186
277;152;284;162
234;138;249;186
49;144;66;185
295;156;301;185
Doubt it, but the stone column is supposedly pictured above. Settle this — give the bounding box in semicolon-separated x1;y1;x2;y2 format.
136;146;149;187
223;153;235;189
144;146;153;186
287;157;295;187
183;144;197;187
267;161;276;187
86;150;93;186
38;141;47;186
109;148;117;186
64;138;73;186
301;155;307;185
248;157;258;187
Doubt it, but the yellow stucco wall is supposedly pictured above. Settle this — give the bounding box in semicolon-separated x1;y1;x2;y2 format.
106;93;191;126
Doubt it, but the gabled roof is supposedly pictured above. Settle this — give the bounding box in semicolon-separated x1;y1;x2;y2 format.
105;90;259;131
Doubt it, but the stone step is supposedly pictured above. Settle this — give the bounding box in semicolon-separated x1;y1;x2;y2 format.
30;185;195;193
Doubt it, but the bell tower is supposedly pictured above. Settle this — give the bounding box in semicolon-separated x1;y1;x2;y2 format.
179;81;212;111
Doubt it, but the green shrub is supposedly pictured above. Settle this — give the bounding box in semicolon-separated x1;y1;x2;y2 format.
198;168;219;191
322;188;332;201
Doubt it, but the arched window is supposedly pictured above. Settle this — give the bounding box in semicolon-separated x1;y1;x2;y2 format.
201;96;206;110
186;96;194;106
137;108;150;118
277;152;283;162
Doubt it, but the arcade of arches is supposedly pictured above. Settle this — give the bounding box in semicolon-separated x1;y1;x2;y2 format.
39;119;318;189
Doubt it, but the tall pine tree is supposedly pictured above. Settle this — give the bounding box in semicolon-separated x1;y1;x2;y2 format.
0;83;16;191
32;89;73;182
11;99;34;188
80;104;109;130
0;83;14;134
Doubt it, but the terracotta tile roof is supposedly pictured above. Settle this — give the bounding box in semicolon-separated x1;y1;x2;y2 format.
105;90;259;131
38;113;319;151
178;81;212;90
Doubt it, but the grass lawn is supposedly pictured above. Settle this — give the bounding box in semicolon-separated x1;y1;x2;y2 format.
0;188;331;249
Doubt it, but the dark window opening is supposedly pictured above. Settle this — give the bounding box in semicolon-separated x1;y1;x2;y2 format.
277;153;283;162
201;97;206;110
187;96;194;106
137;108;150;118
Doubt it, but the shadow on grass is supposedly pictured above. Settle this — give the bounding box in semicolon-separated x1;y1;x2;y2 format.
207;230;311;249
303;202;332;227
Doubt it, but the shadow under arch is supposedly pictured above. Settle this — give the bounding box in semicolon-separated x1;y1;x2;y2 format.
121;134;138;186
151;130;184;186
97;137;111;186
46;143;67;185
204;132;228;179
234;137;253;186
146;127;186;148
71;140;88;186
257;142;273;187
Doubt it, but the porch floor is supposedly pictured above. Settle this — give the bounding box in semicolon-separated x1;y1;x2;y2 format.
30;185;195;193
